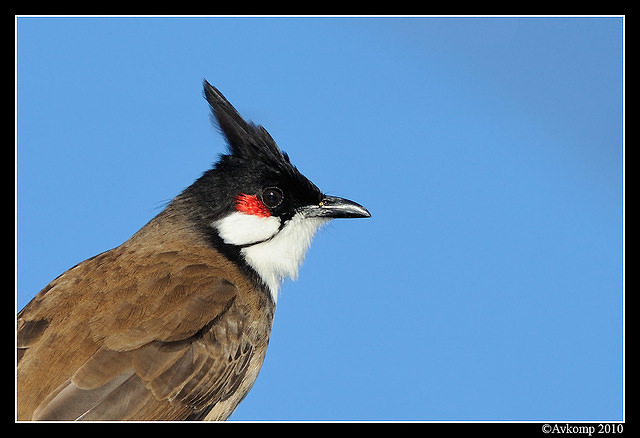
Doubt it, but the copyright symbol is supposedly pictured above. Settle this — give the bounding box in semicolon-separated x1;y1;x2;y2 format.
542;424;551;434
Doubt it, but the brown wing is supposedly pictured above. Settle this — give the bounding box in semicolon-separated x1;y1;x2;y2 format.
17;243;272;421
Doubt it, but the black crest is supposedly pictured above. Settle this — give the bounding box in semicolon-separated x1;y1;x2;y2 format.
203;80;292;174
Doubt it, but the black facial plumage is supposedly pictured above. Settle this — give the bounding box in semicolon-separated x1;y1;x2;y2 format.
177;81;324;235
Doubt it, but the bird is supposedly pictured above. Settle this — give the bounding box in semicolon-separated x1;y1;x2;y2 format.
16;80;371;421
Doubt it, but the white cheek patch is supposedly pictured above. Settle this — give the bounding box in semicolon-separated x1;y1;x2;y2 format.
213;211;281;247
241;214;329;304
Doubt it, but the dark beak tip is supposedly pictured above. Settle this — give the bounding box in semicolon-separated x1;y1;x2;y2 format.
319;196;371;219
352;204;372;219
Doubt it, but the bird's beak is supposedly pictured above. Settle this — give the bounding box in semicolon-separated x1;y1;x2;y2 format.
301;196;371;219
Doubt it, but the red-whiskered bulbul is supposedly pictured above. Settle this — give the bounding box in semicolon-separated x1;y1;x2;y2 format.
16;80;370;421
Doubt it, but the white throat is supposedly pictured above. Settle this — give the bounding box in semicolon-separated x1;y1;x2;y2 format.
213;211;329;304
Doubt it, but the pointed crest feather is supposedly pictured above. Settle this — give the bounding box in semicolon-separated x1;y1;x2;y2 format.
203;80;289;168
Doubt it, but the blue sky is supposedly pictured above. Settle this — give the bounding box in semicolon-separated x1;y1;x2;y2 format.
16;16;624;421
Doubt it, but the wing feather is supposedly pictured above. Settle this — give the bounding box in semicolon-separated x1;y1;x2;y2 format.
17;233;273;421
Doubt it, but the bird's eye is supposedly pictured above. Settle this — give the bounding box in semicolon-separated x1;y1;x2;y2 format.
261;187;283;208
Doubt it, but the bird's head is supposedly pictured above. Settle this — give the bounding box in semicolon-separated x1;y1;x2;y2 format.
179;80;370;302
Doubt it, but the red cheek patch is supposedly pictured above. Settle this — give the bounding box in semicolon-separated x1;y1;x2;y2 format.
235;194;271;218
